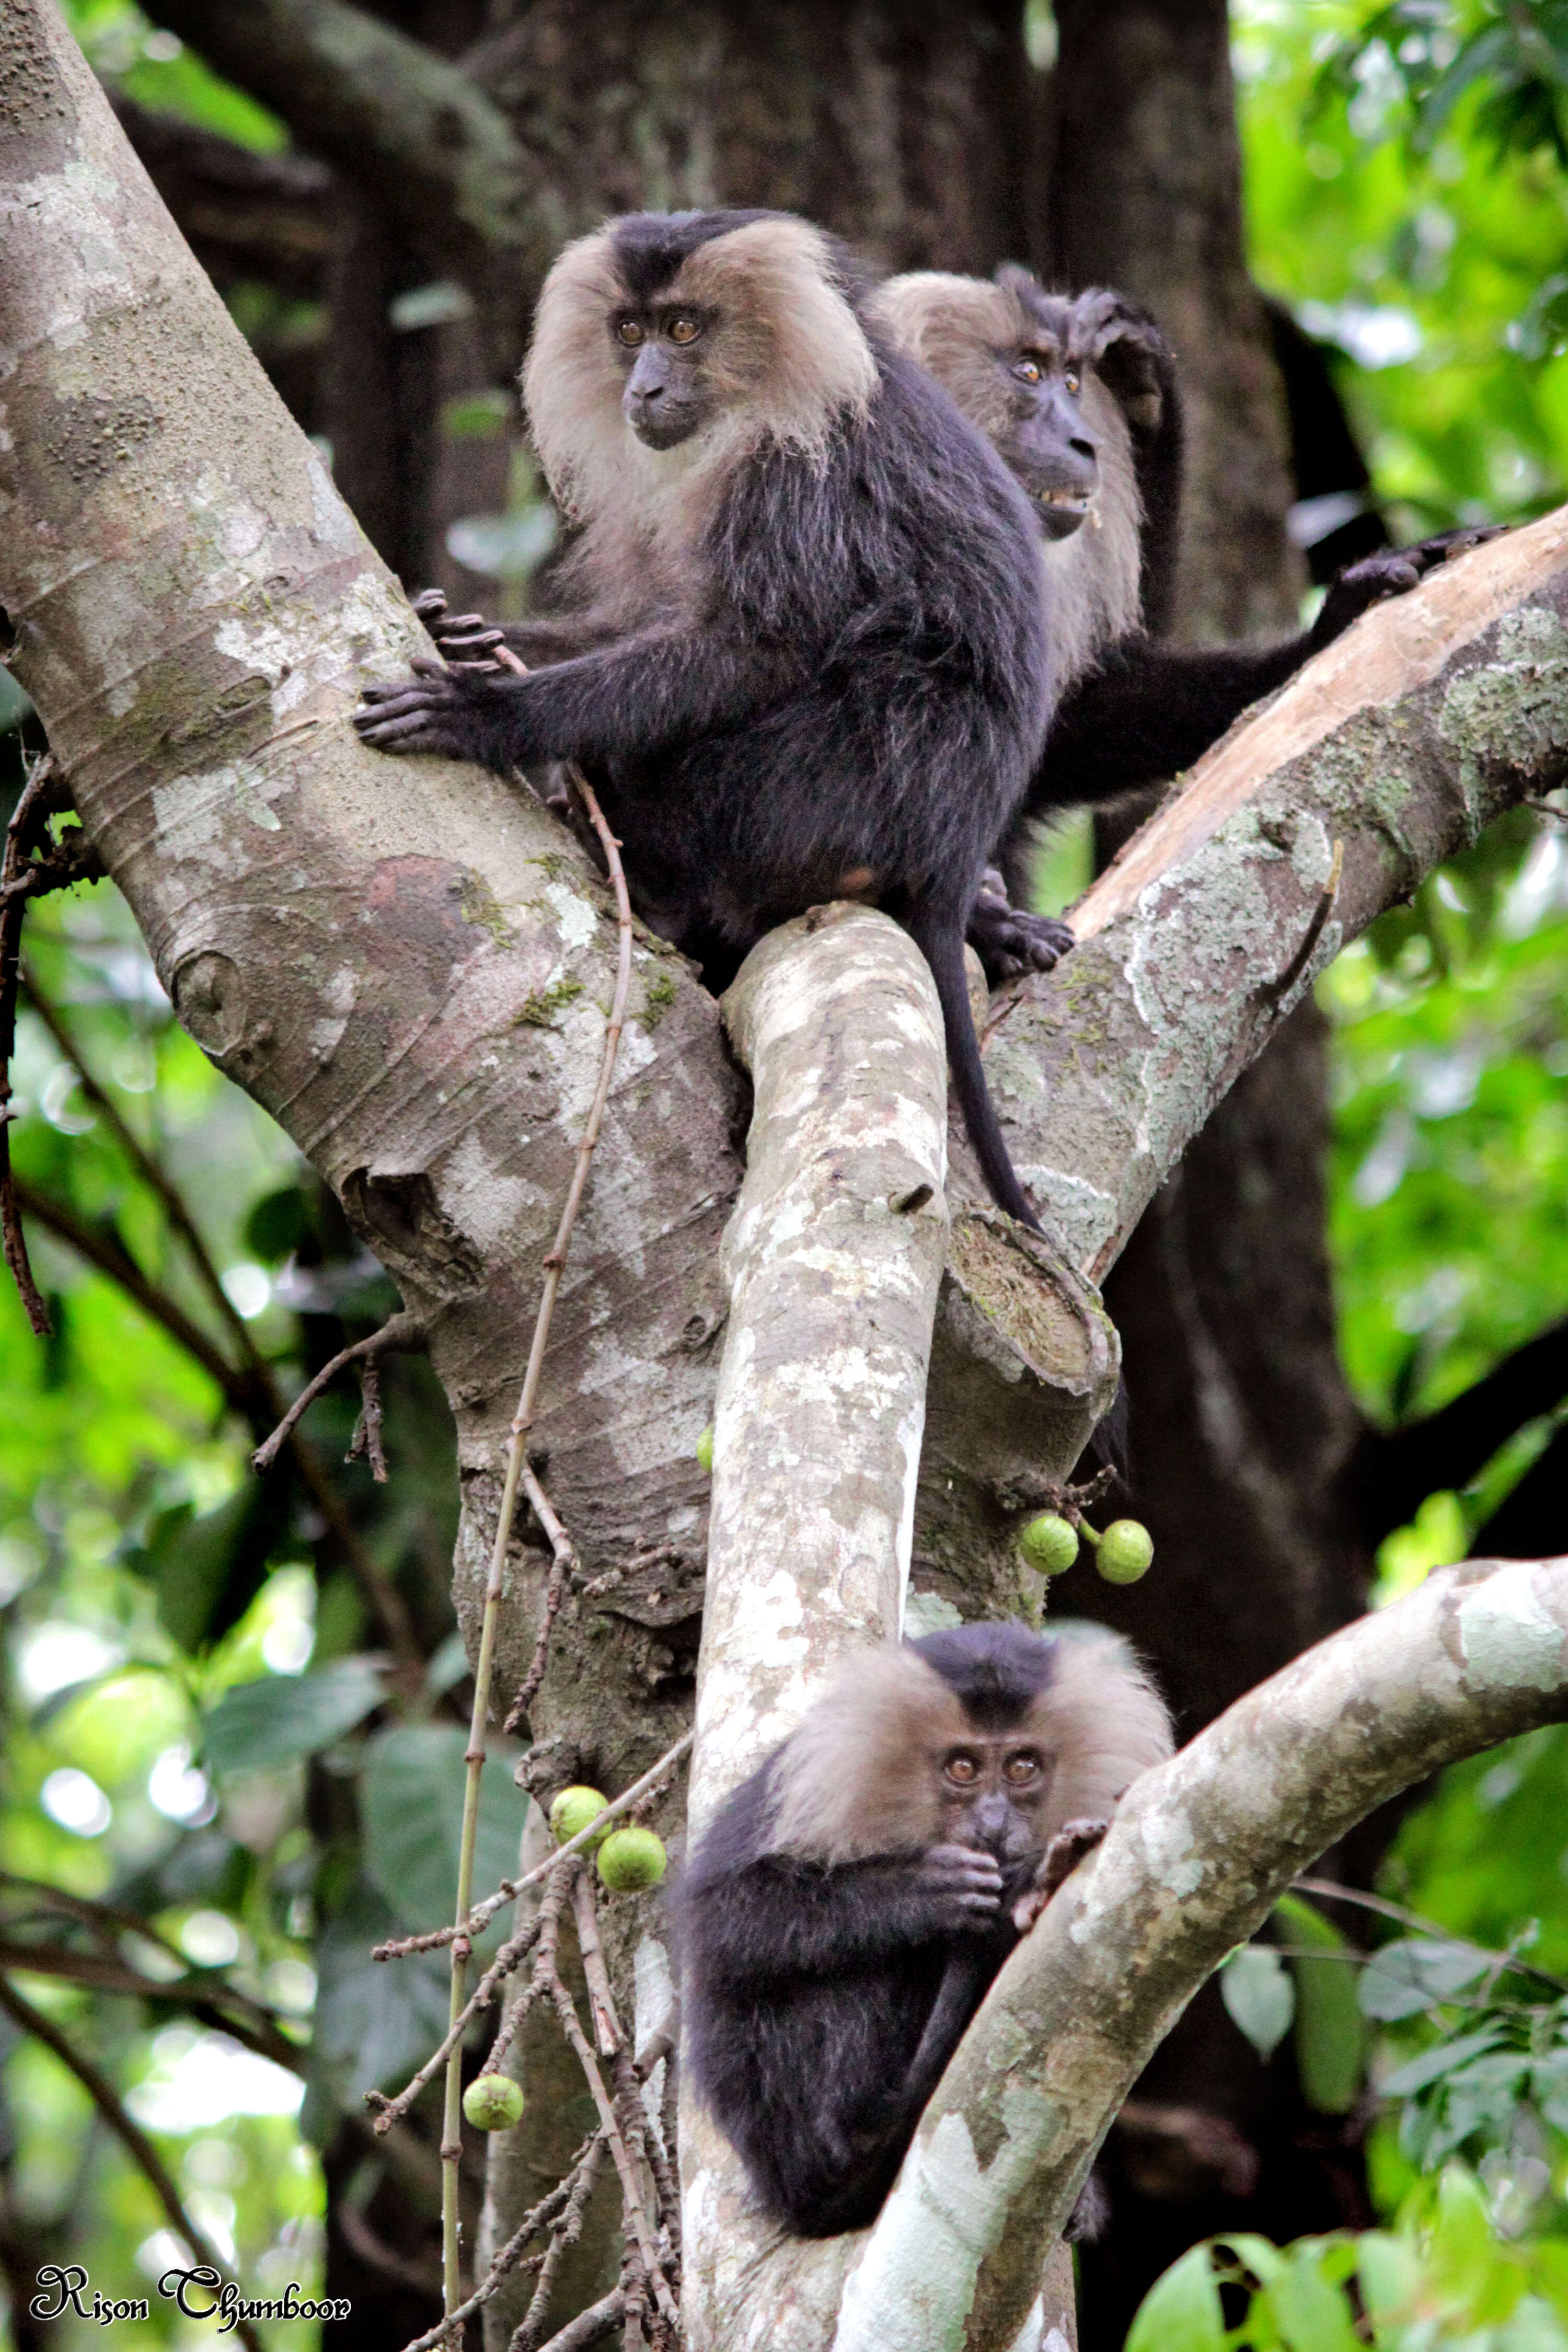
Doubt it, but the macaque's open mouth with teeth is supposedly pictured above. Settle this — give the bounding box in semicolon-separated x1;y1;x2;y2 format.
1037;487;1093;539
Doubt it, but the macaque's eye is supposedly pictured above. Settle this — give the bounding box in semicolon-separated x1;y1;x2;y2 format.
1004;1751;1042;1785
943;1751;982;1785
1064;367;1082;396
616;318;645;348
1013;356;1042;385
668;315;703;346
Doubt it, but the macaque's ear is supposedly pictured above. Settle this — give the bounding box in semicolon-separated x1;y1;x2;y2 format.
1071;290;1173;433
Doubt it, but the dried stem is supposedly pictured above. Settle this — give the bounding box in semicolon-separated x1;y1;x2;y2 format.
541;1909;678;2330
503;1465;573;1735
348;1349;389;1479
0;1974;266;2352
510;2138;613;2352
1;757;62;1334
373;1730;693;1961
437;768;633;2315
526;2285;628;2352
397;2155;591;2352
251;1309;426;1473
368;1879;560;2134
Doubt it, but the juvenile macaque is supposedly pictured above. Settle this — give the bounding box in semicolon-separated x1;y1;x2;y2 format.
676;1619;1173;2237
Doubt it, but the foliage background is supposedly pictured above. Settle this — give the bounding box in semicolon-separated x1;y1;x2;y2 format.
3;0;1568;2342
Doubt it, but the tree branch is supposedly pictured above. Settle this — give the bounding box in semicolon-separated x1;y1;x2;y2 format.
1356;1311;1568;1542
142;0;563;309
0;1975;267;2352
110;94;333;296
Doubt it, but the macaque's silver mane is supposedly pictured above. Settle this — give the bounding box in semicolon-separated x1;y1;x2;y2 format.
766;1633;1174;1869
870;270;1146;694
521;214;879;557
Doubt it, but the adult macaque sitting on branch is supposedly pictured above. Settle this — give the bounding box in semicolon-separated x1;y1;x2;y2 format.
356;207;1057;1231
871;265;1501;979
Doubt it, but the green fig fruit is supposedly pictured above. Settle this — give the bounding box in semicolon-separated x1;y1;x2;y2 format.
1095;1519;1154;1584
696;1424;714;1473
549;1785;610;1849
596;1825;667;1892
464;2073;524;2131
1018;1513;1079;1575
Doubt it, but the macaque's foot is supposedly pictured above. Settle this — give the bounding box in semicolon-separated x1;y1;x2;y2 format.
919;1842;1005;1933
968;870;1076;984
412;587;507;672
355;658;490;758
1013;1816;1110;1931
1311;525;1508;648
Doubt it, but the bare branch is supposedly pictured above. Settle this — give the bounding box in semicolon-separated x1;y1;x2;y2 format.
141;0;563;301
0;1975;267;2352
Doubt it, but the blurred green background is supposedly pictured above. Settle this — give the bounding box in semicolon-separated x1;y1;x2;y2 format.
3;0;1568;2342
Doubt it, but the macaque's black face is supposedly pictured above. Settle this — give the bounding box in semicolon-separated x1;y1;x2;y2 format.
994;345;1099;541
612;305;717;448
937;1734;1052;1863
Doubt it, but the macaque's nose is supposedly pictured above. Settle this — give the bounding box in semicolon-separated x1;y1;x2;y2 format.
973;1793;1012;1848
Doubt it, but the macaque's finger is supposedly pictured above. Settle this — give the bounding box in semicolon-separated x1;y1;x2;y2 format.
411;588;448;619
355;682;447;722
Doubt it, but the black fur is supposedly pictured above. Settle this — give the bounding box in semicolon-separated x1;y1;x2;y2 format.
678;1623;1076;2239
357;210;1055;1229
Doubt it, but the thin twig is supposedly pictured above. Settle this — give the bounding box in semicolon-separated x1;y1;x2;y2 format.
1262;838;1344;1005
396;2153;591;2352
373;1730;694;1961
526;2286;628;2352
510;2139;613;2352
504;1464;573;1734
437;765;635;2314
251;1309;426;1472
0;1975;266;2352
1;757;62;1334
367;1882;558;2133
348;1349;389;1480
543;1950;677;2328
1292;1875;1567;1990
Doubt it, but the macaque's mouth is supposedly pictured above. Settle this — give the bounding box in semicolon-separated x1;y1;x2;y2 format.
1036;487;1091;539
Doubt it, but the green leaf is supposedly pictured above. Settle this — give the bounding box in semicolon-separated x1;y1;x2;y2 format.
1359;1936;1494;2020
1223;1944;1297;2059
123;1485;274;1652
1126;2244;1226;2352
1356;2232;1421;2332
1379;2024;1509;2100
302;1877;453;2137
1271;2245;1363;2352
1274;1895;1367;2115
360;1724;524;1946
201;1658;386;1778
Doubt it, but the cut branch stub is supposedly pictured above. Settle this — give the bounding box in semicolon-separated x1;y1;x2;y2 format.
914;1209;1120;1622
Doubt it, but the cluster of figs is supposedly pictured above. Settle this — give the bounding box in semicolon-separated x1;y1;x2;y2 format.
462;1784;669;2134
699;1423;1154;1585
1017;1510;1154;1584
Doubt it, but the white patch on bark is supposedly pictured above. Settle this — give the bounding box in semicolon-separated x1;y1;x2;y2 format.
1457;1564;1566;1691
